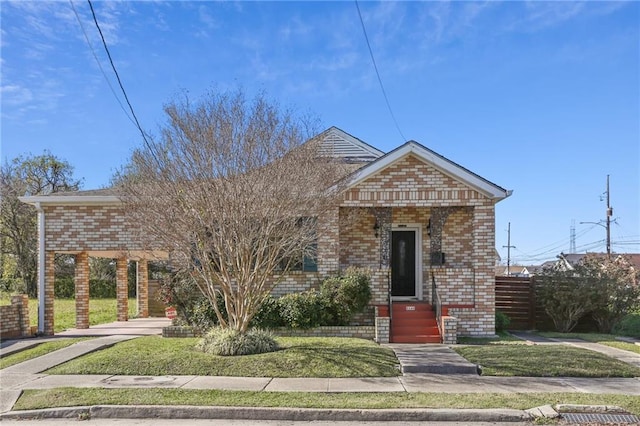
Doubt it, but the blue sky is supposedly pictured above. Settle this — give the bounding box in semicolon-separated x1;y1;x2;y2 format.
1;1;638;264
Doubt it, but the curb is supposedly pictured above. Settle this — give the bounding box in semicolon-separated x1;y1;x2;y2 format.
0;405;532;422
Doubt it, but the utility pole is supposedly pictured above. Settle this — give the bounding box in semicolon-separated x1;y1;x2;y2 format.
606;174;612;258
503;222;516;276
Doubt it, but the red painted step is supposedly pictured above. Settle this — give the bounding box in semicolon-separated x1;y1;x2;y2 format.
390;302;442;344
392;334;442;344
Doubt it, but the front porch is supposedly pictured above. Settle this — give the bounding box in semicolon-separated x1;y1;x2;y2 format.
338;201;497;344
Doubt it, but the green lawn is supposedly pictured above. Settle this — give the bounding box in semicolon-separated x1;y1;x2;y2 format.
46;336;400;378
453;344;640;377
457;331;524;345
539;332;640;355
22;298;138;333
13;389;640;415
0;338;91;369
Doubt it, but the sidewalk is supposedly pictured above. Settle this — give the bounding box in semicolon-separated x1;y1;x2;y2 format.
2;322;640;419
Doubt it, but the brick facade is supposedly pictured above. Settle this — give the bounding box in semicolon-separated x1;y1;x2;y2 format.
0;295;31;339
24;138;507;340
43;205;134;252
335;154;500;337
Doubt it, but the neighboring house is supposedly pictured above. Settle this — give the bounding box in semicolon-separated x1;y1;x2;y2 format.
553;252;640;278
495;265;533;277
19;126;512;343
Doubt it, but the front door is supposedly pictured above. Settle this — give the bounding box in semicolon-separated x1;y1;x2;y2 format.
391;230;416;297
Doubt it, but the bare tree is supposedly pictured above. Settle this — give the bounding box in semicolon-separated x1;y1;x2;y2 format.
120;89;348;333
0;152;82;296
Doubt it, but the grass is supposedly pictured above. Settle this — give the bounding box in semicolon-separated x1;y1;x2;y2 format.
457;331;524;345
13;389;640;415
21;298;138;333
46;336;400;378
453;344;640;377
539;332;640;355
0;338;91;369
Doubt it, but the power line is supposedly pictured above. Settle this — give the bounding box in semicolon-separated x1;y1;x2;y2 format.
69;0;135;127
87;0;159;165
354;0;406;143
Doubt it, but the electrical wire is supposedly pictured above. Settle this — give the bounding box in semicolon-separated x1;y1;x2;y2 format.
354;0;406;143
87;0;160;166
69;0;136;127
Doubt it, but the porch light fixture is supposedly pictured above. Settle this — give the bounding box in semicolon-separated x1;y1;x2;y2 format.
427;219;431;236
373;219;380;238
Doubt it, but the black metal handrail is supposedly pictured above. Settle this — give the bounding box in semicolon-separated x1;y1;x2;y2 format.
387;269;393;322
431;270;442;341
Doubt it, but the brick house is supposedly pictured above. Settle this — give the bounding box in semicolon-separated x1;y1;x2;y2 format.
20;127;511;343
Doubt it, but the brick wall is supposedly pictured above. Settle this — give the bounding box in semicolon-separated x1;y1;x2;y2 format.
274;326;375;339
43;205;136;252
342;155;488;207
269;272;321;297
0;295;31;339
336;154;498;337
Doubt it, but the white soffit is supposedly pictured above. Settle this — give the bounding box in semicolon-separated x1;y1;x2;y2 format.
18;195;122;206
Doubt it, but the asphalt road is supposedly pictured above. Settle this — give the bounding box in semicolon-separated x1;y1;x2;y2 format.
0;420;535;426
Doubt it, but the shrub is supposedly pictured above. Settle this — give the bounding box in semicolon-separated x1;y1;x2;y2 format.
158;273;218;331
320;267;371;326
250;296;284;329
536;267;599;333
196;327;279;356
613;312;640;338
587;255;640;333
495;311;511;332
278;291;325;329
54;277;75;298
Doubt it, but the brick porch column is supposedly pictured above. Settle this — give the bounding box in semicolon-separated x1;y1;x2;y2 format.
472;202;496;335
43;250;55;335
116;257;128;321
74;252;90;329
137;259;149;318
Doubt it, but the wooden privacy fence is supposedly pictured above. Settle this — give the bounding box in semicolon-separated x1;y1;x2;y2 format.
495;276;536;330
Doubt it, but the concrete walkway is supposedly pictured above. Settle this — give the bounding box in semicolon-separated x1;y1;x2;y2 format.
2;322;640;417
510;331;640;368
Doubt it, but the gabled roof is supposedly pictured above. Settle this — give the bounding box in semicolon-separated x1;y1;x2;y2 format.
318;126;384;162
341;140;512;200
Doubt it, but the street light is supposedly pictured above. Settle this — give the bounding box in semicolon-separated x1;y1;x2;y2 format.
579;221;610;257
579;175;613;258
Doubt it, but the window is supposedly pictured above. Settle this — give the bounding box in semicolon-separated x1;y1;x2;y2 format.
280;241;318;272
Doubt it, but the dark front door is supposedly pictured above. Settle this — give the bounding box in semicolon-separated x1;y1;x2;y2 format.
391;230;416;297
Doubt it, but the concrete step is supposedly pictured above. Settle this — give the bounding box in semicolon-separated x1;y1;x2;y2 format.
389;344;480;374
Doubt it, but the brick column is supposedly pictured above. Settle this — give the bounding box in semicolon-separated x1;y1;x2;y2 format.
44;250;55;335
137;259;149;318
472;202;496;336
318;207;340;274
74;252;90;329
116;257;128;322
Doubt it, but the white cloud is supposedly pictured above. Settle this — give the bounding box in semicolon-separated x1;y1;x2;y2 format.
1;84;34;106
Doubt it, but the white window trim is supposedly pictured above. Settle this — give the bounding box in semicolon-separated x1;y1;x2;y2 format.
391;223;423;301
